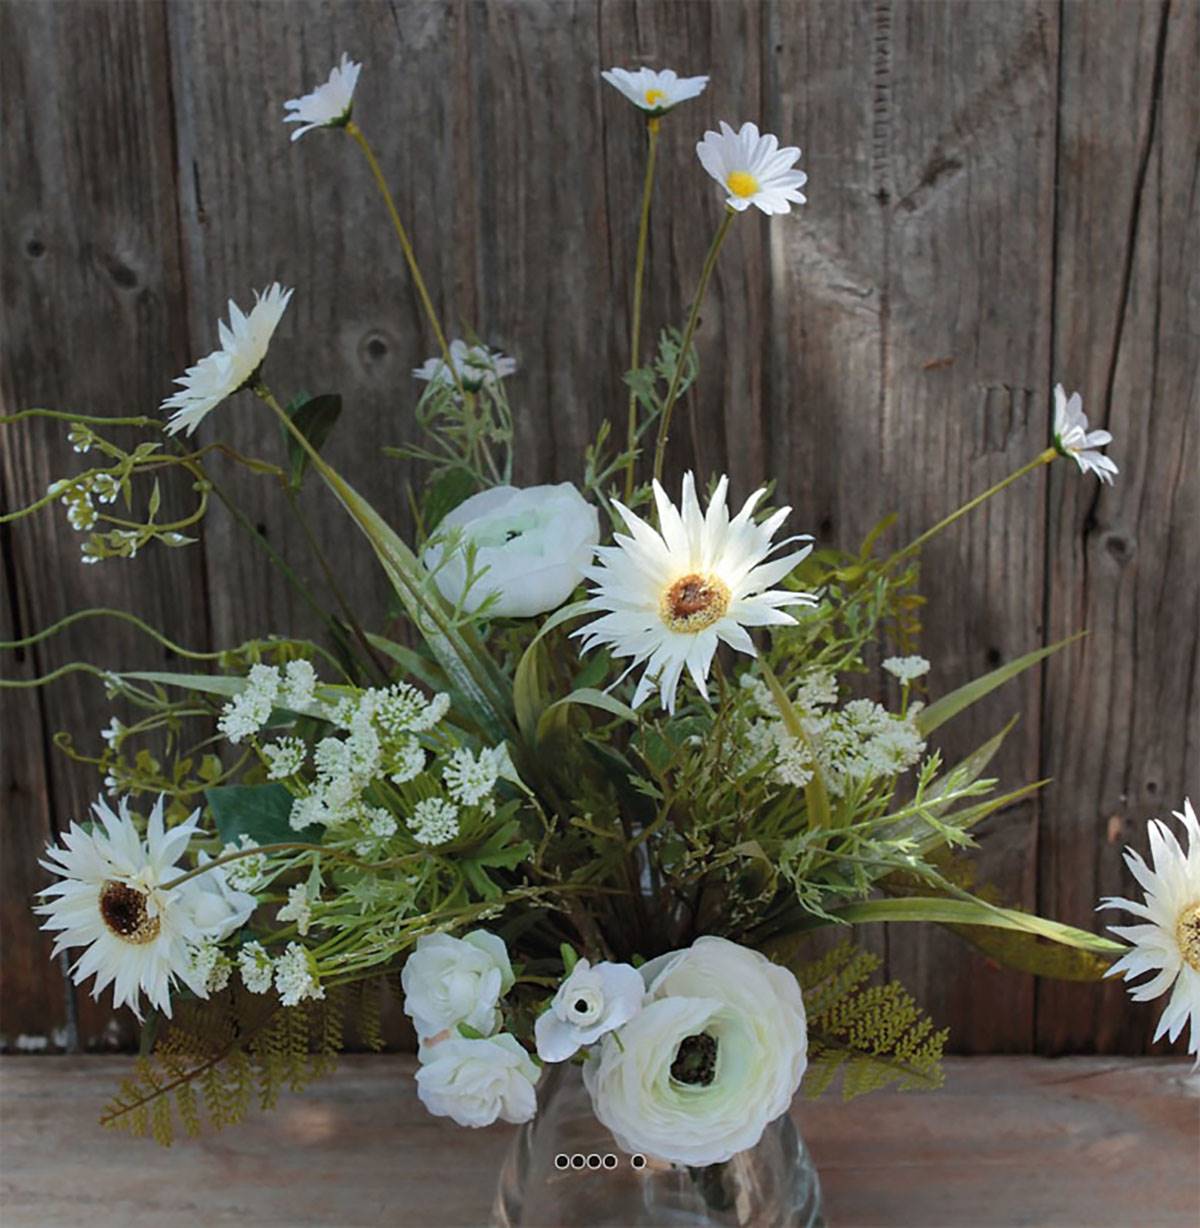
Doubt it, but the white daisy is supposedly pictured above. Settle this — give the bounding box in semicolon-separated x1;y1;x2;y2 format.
413;339;516;393
1100;799;1200;1061
1053;384;1118;483
601;67;709;116
283;53;362;141
162;284;292;436
35;796;210;1019
576;473;816;714
696;121;807;215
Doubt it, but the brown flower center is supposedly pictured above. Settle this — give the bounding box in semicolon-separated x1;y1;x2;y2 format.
99;880;160;945
659;573;731;633
671;1032;719;1087
1176;902;1200;972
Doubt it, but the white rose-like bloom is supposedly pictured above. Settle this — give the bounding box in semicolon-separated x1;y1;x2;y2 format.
583;936;807;1166
601;67;709;116
696;121;807;215
1052;384;1118;483
423;483;601;619
400;929;514;1040
189;852;257;941
161;284;292;436
416;1032;540;1127
283;53;361;141
535;959;645;1062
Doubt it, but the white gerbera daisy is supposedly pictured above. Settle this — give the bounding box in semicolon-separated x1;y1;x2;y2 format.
161;284;292;436
413;339;516;393
696;121;807;215
577;473;816;713
601;67;709;116
1052;384;1118;483
283;53;362;141
35;796;209;1019
1100;799;1200;1061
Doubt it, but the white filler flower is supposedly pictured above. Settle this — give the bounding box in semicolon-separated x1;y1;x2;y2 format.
413;339;516;392
423;483;601;618
401;929;514;1040
578;473;815;713
1101;799;1200;1061
162;284;292;436
601;67;709;116
416;1032;539;1127
583;936;808;1166
283;53;361;141
1053;384;1118;483
35;796;211;1019
535;958;645;1062
696;121;807;215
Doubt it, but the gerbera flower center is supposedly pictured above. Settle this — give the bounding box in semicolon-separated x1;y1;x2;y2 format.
660;573;731;633
644;88;667;107
726;170;759;198
1176;902;1200;971
99;880;160;945
671;1032;718;1086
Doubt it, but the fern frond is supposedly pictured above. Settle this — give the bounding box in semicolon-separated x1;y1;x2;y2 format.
795;942;947;1101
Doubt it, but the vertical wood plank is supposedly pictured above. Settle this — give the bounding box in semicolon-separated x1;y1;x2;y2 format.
1036;0;1200;1055
1;0;213;1047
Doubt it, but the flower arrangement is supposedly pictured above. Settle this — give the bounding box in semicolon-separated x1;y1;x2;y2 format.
4;53;1195;1189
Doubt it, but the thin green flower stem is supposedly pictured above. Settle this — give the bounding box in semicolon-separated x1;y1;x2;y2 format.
284;488;390;684
0;661;116;689
345;120;465;401
623;117;662;503
652;207;737;484
94;487;210;534
0;408;161;429
158;840;424;892
888;446;1058;565
0;607;227;660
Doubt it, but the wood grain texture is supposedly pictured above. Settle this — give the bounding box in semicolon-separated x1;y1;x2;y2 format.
1;1055;1196;1227
1;0;1197;1055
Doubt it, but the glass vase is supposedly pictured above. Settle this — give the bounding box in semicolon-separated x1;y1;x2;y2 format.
491;1064;824;1227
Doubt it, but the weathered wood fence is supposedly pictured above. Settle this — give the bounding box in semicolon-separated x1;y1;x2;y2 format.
1;0;1196;1054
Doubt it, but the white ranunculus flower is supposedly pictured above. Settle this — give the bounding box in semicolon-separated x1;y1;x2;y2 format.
583;936;807;1166
400;929;514;1040
535;959;645;1062
423;483;601;619
189;852;257;941
416;1032;540;1127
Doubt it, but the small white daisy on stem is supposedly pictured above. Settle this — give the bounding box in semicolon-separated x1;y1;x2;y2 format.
577;473;816;713
1100;799;1200;1062
35;796;210;1019
283;53;362;140
413;339;517;393
1053;384;1118;483
696;121;807;215
601;67;708;117
161;285;292;436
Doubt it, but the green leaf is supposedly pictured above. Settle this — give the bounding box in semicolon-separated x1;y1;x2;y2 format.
559;943;579;975
283;394;342;490
423;468;478;534
123;670;246;698
364;633;451;692
535;687;639;744
458;820;533;899
512;600;592;743
147;479;161;521
916;632;1085;736
942;923;1116;981
205;783;322;845
810;895;1124;955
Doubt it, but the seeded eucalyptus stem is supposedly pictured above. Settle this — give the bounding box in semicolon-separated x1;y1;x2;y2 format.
652;208;737;485
889;446;1058;565
345;120;465;401
623;117;661;503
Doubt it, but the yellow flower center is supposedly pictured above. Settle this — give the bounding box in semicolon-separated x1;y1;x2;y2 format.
644;88;667;107
726;170;759;198
99;880;160;945
1176;902;1200;972
660;573;731;633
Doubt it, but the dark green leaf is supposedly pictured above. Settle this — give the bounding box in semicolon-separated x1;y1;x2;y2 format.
205;783;322;845
283;394;343;490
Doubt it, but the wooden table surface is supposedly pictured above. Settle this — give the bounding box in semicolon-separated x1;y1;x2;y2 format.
1;1056;1196;1227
